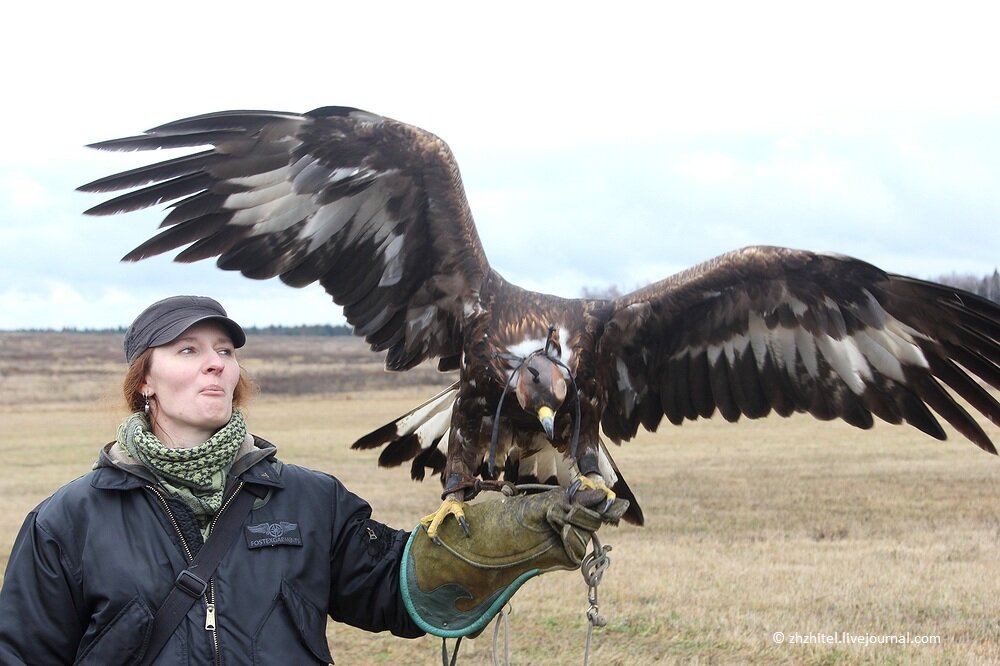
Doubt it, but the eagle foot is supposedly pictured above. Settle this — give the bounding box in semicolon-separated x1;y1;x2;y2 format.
420;495;470;539
442;474;515;502
568;474;617;513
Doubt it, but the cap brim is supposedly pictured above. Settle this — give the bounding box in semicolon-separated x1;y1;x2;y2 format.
147;315;246;351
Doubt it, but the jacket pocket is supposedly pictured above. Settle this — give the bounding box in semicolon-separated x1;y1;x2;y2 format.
74;596;153;666
252;580;333;665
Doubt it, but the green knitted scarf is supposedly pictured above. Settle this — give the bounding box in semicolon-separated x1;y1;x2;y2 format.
117;410;247;526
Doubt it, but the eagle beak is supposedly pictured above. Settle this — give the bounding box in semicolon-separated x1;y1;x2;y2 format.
537;406;555;439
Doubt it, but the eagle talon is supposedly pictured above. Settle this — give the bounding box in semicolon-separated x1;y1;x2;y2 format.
568;474;617;509
420;496;468;539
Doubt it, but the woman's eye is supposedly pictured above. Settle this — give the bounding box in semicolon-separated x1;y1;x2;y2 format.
218;348;233;356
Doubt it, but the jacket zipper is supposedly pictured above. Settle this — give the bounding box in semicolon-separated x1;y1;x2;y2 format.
148;481;245;666
205;481;244;665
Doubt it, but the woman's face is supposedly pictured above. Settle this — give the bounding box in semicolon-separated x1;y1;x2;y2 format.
141;321;240;446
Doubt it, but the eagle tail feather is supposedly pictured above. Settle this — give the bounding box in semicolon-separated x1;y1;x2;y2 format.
598;441;645;526
351;382;458;481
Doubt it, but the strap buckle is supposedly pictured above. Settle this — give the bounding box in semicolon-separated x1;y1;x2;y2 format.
174;569;208;598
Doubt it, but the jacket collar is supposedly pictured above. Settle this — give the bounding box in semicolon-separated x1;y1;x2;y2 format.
91;435;284;491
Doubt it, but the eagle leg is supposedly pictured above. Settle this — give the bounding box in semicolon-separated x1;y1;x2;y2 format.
568;474;617;513
420;493;470;539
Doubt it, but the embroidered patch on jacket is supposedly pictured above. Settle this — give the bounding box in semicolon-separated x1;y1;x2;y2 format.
245;521;303;548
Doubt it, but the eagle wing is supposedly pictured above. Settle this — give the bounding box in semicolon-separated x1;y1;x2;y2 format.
597;245;1000;452
78;107;491;371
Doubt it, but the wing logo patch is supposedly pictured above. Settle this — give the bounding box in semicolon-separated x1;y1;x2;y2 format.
246;521;302;548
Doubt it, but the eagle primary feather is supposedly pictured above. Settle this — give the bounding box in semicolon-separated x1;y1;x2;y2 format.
80;106;1000;533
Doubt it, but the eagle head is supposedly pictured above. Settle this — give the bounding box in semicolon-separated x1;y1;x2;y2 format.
513;354;568;440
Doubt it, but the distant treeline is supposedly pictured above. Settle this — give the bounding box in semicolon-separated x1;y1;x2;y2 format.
932;270;1000;303
245;324;353;336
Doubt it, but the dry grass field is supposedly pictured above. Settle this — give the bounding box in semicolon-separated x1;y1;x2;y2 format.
2;332;999;664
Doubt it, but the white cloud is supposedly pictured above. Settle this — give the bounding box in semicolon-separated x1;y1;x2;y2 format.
0;174;47;213
675;152;743;185
1;1;999;328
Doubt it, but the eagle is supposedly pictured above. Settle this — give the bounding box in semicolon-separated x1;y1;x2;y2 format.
79;106;1000;536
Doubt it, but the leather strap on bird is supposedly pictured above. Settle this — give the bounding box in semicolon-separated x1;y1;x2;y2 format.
441;473;518;502
400;487;628;641
488;328;582;477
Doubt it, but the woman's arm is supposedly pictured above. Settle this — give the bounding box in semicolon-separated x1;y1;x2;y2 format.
325;483;424;638
0;509;87;664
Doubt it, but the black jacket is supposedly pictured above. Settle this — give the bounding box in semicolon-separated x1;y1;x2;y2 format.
0;437;422;665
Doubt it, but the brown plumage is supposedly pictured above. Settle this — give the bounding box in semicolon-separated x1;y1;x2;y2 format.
79;106;1000;533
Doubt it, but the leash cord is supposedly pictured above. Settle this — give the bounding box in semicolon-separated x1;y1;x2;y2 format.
491;603;512;666
580;534;612;666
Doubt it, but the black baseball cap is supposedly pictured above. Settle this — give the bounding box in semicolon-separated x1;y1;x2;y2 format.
124;295;246;364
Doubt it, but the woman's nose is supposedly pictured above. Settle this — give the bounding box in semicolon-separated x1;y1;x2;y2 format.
204;352;225;372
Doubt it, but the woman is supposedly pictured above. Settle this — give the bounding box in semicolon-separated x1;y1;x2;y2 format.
0;295;623;665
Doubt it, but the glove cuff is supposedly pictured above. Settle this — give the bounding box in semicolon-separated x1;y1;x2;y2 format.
400;526;541;638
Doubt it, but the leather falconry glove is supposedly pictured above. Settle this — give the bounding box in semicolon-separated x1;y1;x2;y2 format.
400;487;629;638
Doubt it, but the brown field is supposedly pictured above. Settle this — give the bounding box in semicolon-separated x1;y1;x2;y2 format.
1;332;999;665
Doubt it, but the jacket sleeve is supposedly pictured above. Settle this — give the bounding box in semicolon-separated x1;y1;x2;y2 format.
325;482;424;638
0;508;86;664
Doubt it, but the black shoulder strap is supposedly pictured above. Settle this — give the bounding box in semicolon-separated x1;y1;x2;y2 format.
140;484;257;666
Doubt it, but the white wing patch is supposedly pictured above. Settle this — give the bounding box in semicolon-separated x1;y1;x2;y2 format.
615;357;633;394
228;164;292;190
228;192;314;231
795;326;820;378
748;312;770;368
224;179;293;211
771;324;797;377
853;328;906;383
406;305;437;335
885;318;931;368
671;293;931;396
305;196;362;248
615;357;637;419
815;334;868;393
379;233;406;286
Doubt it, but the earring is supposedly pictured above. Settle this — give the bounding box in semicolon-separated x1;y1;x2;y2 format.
143;392;150;416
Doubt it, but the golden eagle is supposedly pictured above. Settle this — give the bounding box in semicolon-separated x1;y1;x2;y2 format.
79;107;1000;536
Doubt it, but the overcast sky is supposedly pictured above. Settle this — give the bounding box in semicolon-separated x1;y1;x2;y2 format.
1;1;998;330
